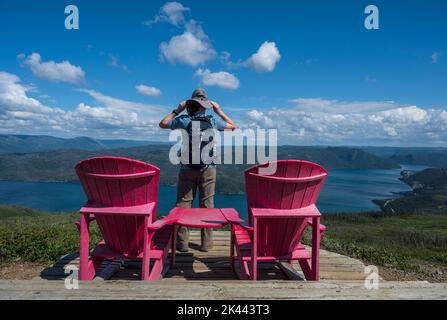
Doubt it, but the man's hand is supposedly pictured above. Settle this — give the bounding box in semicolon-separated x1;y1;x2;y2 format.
175;101;187;114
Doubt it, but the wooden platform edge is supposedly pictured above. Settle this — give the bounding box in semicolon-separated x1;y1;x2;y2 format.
0;280;446;300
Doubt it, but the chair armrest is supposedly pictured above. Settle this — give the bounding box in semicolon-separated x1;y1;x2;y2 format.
250;205;321;218
231;222;254;232
307;218;326;234
80;202;155;216
74;214;96;232
220;208;244;224
240;224;254;232
147;216;179;231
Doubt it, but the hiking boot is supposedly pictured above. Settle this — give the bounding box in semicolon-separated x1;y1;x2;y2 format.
198;246;210;252
177;226;189;252
176;244;189;253
201;228;213;252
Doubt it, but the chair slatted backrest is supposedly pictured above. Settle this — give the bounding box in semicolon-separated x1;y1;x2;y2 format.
245;160;327;256
75;157;160;255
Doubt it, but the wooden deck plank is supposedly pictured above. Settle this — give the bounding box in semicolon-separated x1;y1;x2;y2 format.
1;280;446;300
35;230;372;282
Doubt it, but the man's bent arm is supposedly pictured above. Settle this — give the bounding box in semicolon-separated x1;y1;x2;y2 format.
159;101;187;129
211;101;236;130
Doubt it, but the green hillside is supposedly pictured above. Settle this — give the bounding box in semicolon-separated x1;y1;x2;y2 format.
363;146;447;168
374;168;447;214
0;134;156;154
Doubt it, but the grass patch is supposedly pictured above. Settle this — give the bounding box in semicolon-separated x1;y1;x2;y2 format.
0;205;101;264
1;204;446;281
313;211;447;276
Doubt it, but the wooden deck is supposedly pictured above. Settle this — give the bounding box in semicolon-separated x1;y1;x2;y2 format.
38;231;369;282
1;231;446;299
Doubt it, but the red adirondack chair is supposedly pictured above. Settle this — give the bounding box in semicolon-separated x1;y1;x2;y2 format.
231;160;327;281
74;156;173;281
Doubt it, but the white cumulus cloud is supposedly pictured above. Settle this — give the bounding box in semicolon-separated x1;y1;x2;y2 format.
160;21;216;66
194;69;240;90
144;2;190;26
3;70;446;145
244;98;447;146
245;41;281;72
223;41;281;73
136;84;162;97
246;110;274;127
0;71;167;140
75;89;163;116
19;53;85;84
152;3;216;67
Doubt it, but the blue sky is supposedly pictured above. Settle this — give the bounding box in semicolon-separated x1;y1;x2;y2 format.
0;0;446;145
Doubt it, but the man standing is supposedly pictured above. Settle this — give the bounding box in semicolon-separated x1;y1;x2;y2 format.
159;88;236;252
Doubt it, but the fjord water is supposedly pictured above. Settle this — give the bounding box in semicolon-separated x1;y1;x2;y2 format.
0;165;426;217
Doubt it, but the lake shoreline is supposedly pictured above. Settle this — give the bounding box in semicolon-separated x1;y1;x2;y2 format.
0;165;426;215
373;167;447;214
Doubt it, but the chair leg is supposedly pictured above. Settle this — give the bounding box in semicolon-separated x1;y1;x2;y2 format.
148;259;163;281
251;258;257;281
241;260;250;280
233;245;250;280
298;259;312;280
252;217;258;281
79;213;93;280
170;225;177;269
311;217;321;281
230;231;235;271
142;251;150;280
142;221;152;281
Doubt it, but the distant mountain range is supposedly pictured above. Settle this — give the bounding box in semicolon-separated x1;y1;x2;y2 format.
0;135;165;154
1;135;446;168
1;134;446;195
363;146;447;168
0;144;399;194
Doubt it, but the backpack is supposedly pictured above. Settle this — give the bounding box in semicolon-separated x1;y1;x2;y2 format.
184;115;216;169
